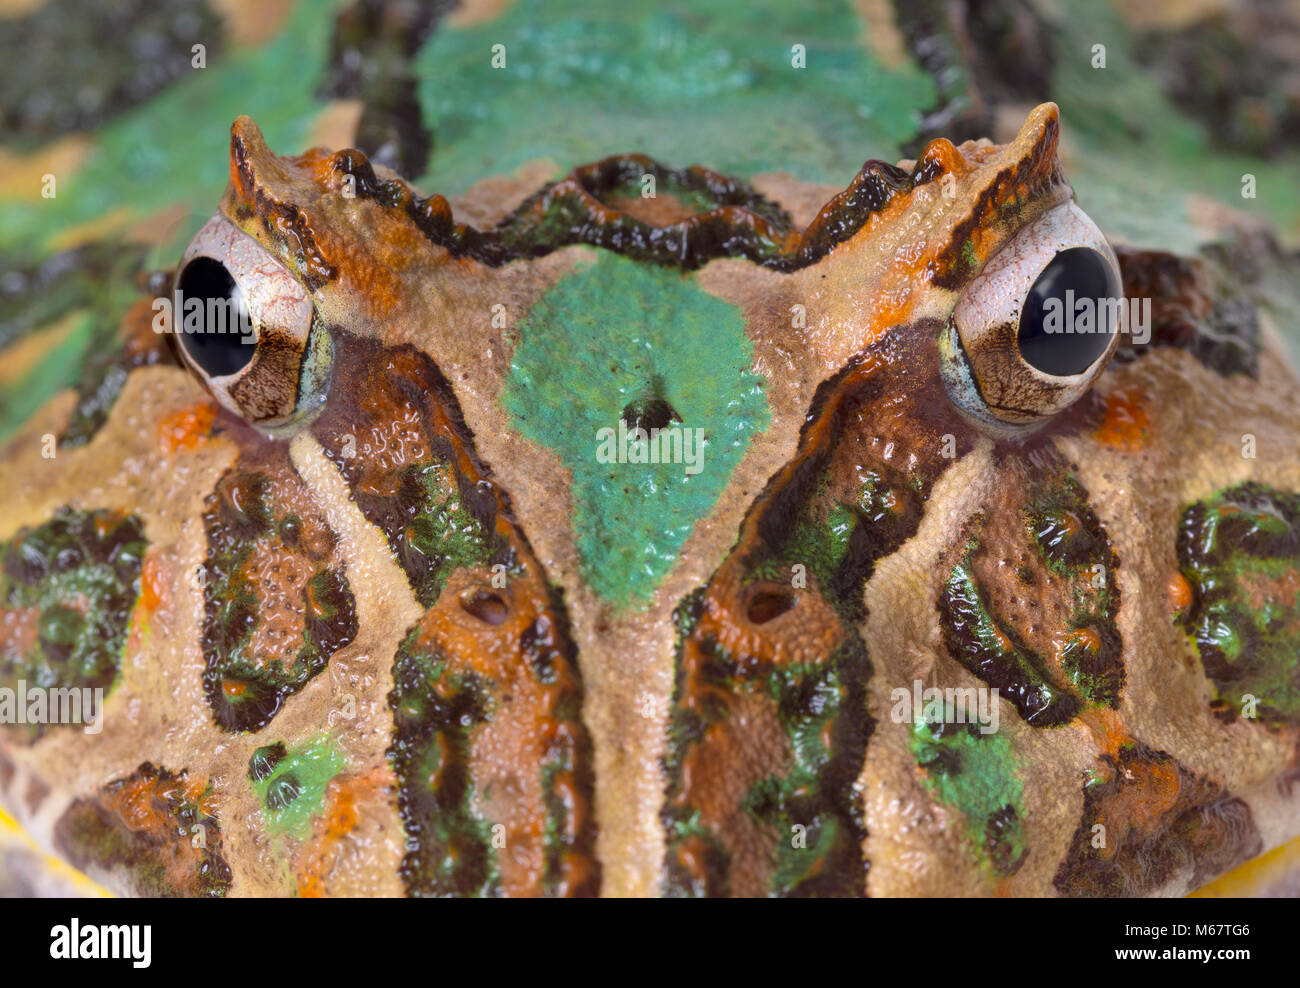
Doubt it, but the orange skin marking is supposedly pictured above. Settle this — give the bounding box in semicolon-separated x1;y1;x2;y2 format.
1096;385;1150;450
128;554;165;645
1075;713;1190;862
83;767;221;895
294;768;395;898
91;512;123;540
1054;625;1101;665
1069;626;1101;653
915;138;968;178
992;625;1015;653
221;679;246;698
139;555;163;614
296;774;361;897
183;778;219;821
1089;756;1182;860
1060;510;1082;538
306;576;330;619
1168;571;1193;616
158;402;216;454
1078;707;1135;761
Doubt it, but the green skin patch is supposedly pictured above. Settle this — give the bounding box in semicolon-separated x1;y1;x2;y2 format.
910;719;1027;879
503;250;770;608
414;0;934;198
248;735;348;842
1177;482;1300;722
0;508;145;737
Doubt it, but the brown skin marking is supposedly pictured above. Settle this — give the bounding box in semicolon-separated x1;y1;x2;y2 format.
409;566;593;896
1053;742;1262;897
239;540;317;668
54;763;232;897
968;469;1099;685
674;690;792;897
1113;246;1212;348
200;426;356;730
1111;244;1261;375
310;340;600;898
940;454;1124;719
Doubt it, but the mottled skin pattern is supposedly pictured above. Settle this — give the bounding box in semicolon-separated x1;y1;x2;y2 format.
1;99;1299;897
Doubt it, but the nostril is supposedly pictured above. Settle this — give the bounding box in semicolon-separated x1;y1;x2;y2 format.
746;589;796;625
460;589;508;625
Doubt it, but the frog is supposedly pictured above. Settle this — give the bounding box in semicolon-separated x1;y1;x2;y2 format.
2;80;1300;898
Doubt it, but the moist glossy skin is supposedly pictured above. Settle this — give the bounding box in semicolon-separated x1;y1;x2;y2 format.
1;102;1299;897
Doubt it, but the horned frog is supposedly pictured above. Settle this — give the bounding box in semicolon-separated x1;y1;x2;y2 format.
1;102;1298;897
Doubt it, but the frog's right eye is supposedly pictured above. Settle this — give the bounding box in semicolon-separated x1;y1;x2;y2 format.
939;201;1123;438
174;215;332;435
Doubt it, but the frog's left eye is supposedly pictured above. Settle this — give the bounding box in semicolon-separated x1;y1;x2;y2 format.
174;215;332;434
939;201;1124;437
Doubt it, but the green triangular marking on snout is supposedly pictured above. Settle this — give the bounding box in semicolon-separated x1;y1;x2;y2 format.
503;250;770;609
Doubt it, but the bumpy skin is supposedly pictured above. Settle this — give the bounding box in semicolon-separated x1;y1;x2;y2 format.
1;101;1299;897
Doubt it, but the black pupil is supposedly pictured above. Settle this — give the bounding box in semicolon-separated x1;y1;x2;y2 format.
1017;246;1120;377
176;256;254;377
